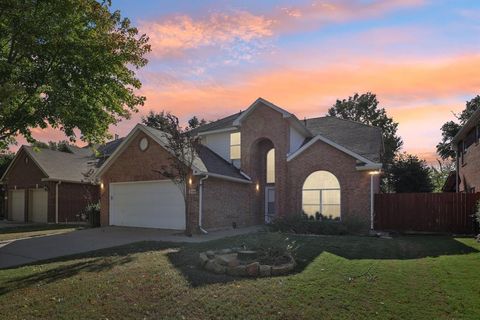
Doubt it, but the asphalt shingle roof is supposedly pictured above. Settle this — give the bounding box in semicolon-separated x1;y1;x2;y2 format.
188;112;242;135
143;125;248;181
305;116;383;163
23;146;97;182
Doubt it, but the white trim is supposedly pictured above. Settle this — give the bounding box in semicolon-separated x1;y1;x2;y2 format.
232;98;311;137
94;124;203;179
355;163;383;171
287;134;382;170
108;179;171;186
41;178;97;185
1;146;49;181
233;98;292;126
193;171;251;184
55;181;61;224
196;127;237;136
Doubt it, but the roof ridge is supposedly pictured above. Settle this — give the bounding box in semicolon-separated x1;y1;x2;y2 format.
189;111;243;134
306;115;381;130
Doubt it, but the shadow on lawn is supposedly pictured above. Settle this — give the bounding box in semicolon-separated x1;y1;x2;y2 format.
1;233;478;290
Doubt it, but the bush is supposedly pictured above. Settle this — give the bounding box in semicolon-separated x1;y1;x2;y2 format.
84;202;100;227
269;214;366;236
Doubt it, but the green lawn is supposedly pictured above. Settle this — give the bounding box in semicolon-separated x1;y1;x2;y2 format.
0;224;83;241
0;232;479;319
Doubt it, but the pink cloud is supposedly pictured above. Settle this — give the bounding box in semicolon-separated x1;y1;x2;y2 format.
140;11;274;59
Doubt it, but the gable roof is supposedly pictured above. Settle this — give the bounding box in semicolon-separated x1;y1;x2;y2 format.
305;116;383;163
95;124;250;183
1;146;97;183
189;112;242;136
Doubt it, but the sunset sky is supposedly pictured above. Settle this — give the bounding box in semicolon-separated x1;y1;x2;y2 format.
27;0;480;163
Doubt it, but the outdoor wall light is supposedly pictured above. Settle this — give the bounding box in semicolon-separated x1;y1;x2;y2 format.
100;182;104;189
256;183;260;192
188;177;193;185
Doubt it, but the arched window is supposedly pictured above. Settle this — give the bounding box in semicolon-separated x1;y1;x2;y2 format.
266;148;275;184
302;171;341;220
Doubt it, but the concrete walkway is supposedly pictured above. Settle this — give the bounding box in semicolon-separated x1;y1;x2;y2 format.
0;225;263;269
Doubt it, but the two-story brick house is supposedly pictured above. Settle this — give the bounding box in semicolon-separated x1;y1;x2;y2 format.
95;98;383;233
453;108;480;193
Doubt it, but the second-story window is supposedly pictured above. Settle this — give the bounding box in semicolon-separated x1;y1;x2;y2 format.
230;132;241;160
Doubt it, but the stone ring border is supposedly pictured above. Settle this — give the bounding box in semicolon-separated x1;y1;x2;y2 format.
198;248;296;277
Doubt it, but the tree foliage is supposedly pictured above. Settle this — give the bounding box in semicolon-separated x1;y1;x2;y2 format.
30;140;73;153
327;92;403;166
429;159;455;192
436;95;480;160
0;152;15;177
390;153;433;193
0;0;150;150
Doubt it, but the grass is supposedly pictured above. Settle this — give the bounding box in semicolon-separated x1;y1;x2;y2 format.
0;232;479;319
0;224;84;241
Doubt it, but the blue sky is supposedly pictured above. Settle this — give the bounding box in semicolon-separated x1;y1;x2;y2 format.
34;0;480;162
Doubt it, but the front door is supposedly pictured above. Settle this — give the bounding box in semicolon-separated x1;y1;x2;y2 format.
265;186;275;223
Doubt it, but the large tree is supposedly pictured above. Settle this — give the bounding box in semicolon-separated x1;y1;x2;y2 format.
0;0;150;150
327;92;403;167
390;153;433;193
429;159;455;192
142;111;201;235
436;95;480;160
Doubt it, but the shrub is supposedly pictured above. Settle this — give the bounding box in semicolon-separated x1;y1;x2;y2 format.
84;202;101;227
269;214;366;236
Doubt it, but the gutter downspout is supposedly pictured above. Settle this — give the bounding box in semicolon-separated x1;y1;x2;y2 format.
198;175;209;234
55;181;61;224
370;174;374;230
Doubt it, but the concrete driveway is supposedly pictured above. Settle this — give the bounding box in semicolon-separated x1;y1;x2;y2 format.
0;225;263;269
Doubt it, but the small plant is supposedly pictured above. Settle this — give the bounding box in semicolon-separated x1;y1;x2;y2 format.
269;214;367;235
84;202;101;227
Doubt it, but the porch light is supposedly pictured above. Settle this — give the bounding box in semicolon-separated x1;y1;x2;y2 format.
188;177;193;186
100;182;104;189
256;182;260;192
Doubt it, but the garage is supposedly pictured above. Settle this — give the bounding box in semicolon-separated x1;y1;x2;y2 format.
29;189;48;223
8;190;25;222
109;180;186;230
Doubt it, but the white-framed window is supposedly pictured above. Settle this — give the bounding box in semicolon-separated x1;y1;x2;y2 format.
302;171;341;220
266;148;275;184
230;132;241;160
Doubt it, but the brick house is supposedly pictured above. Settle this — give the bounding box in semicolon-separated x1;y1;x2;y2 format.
1;146;99;223
95;98;383;233
453;107;480;193
1;140;122;223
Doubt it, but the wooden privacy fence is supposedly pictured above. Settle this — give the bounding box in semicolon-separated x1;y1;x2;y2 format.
374;193;480;234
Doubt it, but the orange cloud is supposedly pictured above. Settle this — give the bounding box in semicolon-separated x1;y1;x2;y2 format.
132;53;480;161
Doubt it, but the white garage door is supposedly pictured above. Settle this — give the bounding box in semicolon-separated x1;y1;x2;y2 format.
110;181;185;230
29;189;48;223
9;190;25;222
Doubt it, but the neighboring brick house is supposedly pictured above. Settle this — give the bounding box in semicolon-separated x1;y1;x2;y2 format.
95;98;383;233
1;140;122;223
453;108;480;193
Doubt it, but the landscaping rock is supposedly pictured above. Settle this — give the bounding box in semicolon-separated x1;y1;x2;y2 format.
204;260;216;272
271;262;295;276
259;265;271;277
245;262;260;277
214;253;238;267
198;253;209;267
212;263;226;274
219;248;232;254
205;250;215;259
227;265;247;277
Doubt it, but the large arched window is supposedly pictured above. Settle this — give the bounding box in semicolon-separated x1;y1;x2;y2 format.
302;171;341;220
266;148;275;184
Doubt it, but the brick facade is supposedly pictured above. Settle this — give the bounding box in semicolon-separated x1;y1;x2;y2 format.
287;139;375;226
98;102;380;232
3;149;98;223
458;141;480;192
